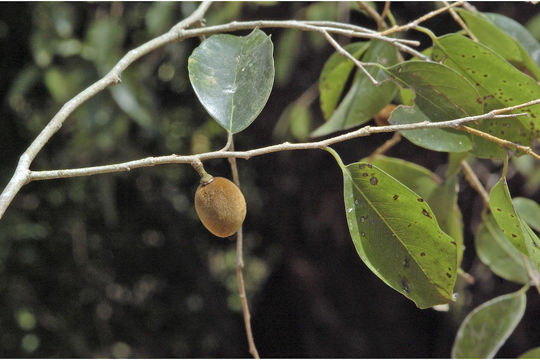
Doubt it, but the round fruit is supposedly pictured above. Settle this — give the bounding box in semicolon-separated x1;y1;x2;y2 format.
194;177;247;238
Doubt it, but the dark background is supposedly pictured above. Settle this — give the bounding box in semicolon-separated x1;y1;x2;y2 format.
1;2;539;357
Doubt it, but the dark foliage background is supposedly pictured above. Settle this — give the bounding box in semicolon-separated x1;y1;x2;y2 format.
1;2;540;357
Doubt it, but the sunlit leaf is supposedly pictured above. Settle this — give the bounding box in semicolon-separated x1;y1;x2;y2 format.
341;161;457;309
188;29;275;134
456;9;540;79
451;288;527;358
366;155;464;266
312;40;398;137
485;12;540;68
432;34;540;158
363;155;441;199
475;213;529;284
513;197;540;232
318;42;370;120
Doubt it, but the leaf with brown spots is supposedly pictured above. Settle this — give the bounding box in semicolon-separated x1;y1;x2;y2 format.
432;34;540;158
490;175;540;272
340;161;457;309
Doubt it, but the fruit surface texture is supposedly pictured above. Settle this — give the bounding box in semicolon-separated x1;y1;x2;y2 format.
194;177;247;237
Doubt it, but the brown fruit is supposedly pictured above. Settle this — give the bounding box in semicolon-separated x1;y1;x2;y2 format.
194;177;247;238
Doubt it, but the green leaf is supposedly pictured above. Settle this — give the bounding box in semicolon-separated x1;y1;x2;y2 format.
274;101;312;141
312;40;398;137
446;152;468;178
427;176;464;266
475;213;529;284
526;13;540;41
341;161;457;309
275;29;303;86
432;34;540;157
188;29;275;134
362;155;441;199
305;2;338;49
145;2;177;36
484;13;540;68
318;42;370;120
519;347;540;359
451;288;527;358
365;156;464;266
490;175;540;272
386;60;483;119
513;197;540;232
388;105;473;152
384;60;481;152
489;177;528;254
84;18;125;71
456;10;540;79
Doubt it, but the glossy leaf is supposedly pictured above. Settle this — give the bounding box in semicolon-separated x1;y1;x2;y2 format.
432;34;540;157
456;9;540;79
312;40;398;137
318;42;370;120
367;155;465;266
519;347;540;359
451;289;527;358
188;29;274;134
363;155;441;199
475;213;529;284
513;197;540;232
341;162;457;309
388;105;473;152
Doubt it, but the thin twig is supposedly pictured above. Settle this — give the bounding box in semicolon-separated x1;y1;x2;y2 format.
458;125;540;161
181;21;426;59
381;2;391;22
321;29;379;85
380;1;463;36
443;1;478;41
26;111;533;182
461;160;490;208
0;1;213;219
227;133;260;359
357;2;386;30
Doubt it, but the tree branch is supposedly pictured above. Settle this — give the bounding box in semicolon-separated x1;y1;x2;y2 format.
227;134;260;359
321;29;379;85
380;1;463;36
0;1;213;219
461;160;490;208
26;111;531;182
